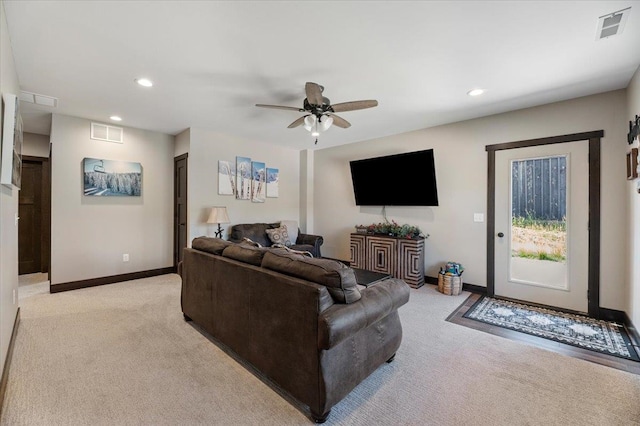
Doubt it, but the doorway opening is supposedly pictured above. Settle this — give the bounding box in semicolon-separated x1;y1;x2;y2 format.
486;130;603;318
174;153;188;267
18;155;51;299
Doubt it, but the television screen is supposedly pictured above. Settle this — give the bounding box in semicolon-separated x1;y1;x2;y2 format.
349;149;439;206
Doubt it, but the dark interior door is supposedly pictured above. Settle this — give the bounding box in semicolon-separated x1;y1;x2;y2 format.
19;160;43;274
174;154;188;267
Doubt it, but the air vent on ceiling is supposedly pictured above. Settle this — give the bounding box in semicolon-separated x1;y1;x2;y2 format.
596;7;631;40
19;91;58;107
91;122;123;144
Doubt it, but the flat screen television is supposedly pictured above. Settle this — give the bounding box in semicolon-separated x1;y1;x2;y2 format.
349;149;439;206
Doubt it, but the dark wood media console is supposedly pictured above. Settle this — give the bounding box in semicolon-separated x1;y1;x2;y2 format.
349;233;425;288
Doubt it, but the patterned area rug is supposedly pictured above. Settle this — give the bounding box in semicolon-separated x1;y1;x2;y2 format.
464;296;639;361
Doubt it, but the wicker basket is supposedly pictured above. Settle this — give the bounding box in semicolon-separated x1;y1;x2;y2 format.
438;273;463;296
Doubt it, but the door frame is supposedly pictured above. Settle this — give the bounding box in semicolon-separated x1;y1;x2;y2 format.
20;155;51;276
173;153;188;267
486;130;603;318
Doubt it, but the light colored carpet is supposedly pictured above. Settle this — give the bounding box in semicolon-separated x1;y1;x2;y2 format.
18;273;49;300
2;274;640;425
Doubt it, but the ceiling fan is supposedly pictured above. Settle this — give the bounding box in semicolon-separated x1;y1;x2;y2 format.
255;82;378;144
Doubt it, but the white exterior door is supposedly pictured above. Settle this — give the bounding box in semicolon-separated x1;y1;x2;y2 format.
494;141;589;313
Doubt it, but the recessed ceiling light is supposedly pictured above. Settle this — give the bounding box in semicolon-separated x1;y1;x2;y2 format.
110;116;122;121
467;89;485;97
135;78;153;87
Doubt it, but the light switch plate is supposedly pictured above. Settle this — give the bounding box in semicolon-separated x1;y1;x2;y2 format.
474;213;484;223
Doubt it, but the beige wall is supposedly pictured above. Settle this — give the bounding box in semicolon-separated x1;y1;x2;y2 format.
627;65;640;327
186;128;301;243
22;131;50;158
174;128;189;157
49;114;174;285
0;0;20;376
314;90;628;311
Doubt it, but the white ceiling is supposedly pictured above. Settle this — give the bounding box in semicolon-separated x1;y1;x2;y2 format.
4;1;640;150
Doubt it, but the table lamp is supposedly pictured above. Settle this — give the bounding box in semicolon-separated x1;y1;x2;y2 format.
207;207;230;238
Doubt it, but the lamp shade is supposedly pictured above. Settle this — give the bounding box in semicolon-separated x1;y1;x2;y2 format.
207;207;230;224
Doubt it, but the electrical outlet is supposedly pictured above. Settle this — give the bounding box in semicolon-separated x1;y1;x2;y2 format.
474;213;484;223
123;254;130;262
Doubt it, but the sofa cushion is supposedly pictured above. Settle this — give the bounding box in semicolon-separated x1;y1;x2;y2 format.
222;244;270;266
266;225;292;246
192;236;233;255
262;250;361;304
229;222;280;247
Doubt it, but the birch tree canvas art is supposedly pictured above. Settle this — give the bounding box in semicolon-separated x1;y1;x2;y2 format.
218;160;236;195
251;161;266;203
236;156;251;200
266;167;279;198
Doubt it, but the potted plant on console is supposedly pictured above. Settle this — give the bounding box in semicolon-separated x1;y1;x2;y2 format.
356;220;427;239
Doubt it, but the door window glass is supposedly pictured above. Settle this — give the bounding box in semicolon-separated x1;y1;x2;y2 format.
510;156;568;289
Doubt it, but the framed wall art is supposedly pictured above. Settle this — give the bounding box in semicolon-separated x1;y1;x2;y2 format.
251;161;266;203
266;167;279;198
236;156;251;200
1;93;23;189
83;158;142;196
627;148;638;180
218;160;236;195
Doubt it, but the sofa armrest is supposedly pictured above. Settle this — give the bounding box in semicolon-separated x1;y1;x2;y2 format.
317;278;410;350
297;233;324;257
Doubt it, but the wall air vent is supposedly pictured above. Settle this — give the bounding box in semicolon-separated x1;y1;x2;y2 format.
19;91;58;108
596;7;631;40
91;122;123;144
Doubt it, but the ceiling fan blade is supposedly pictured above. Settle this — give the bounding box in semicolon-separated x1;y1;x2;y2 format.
330;100;378;112
255;104;304;112
328;113;351;128
287;116;306;128
305;82;324;105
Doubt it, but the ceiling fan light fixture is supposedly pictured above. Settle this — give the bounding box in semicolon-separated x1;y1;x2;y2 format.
255;82;378;143
320;115;333;131
303;114;316;131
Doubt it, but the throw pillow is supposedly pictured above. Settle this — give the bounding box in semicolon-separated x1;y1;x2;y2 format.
280;220;299;244
266;225;291;247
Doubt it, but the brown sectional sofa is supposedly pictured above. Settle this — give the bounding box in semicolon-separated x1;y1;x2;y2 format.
180;237;411;423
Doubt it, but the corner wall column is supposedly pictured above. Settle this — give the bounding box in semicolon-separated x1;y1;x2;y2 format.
300;149;314;234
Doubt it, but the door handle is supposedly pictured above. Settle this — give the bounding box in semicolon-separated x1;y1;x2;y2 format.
497;232;504;238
